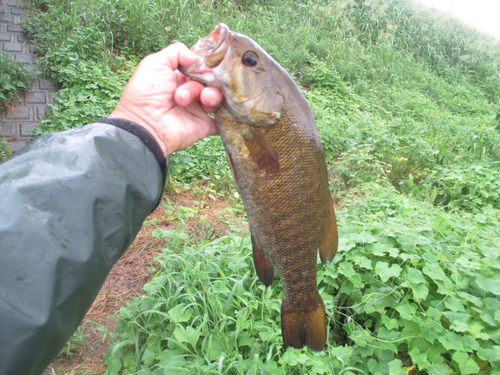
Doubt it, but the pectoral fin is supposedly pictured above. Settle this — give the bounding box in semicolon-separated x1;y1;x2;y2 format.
251;233;275;287
319;191;338;265
243;128;280;173
225;149;240;192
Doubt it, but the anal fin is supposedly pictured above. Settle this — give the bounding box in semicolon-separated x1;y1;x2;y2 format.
319;191;338;265
251;234;275;287
281;294;326;351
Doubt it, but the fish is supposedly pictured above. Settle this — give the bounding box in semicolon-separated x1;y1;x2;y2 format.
180;24;338;351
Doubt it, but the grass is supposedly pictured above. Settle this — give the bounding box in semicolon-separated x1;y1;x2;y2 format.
22;0;500;373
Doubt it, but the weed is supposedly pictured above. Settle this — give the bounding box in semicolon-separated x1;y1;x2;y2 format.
105;184;500;374
57;323;92;358
0;51;34;110
0;139;12;162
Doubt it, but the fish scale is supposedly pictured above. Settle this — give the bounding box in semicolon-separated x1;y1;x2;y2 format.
181;23;339;351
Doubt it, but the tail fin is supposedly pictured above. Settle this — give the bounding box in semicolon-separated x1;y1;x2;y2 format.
281;295;326;351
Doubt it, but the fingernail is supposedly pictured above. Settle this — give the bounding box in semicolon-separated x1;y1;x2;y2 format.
180;90;190;103
208;91;216;104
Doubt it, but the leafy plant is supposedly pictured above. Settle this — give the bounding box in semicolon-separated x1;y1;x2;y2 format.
0;139;12;162
0;51;34;110
105;183;500;374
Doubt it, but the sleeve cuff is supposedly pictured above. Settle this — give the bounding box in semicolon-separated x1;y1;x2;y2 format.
94;118;168;211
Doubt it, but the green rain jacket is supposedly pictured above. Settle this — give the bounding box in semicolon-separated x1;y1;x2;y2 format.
0;119;167;375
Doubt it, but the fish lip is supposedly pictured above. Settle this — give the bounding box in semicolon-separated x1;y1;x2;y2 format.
180;23;231;78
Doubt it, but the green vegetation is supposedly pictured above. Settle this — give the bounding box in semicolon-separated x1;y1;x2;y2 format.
0;51;33;111
24;0;500;373
0;138;12;162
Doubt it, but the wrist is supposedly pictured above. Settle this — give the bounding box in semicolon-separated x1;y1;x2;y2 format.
109;106;168;157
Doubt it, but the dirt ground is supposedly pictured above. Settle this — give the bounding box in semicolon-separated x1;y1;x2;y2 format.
42;189;234;375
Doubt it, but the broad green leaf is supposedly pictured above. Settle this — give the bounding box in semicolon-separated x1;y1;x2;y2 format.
467;320;490;340
142;347;158;366
426;363;452;375
412;283;429;301
375;262;402;282
438;332;465;351
478;310;498;327
106;356;123;375
338;237;356;252
401;321;420;339
366;242;392;256
350;231;377;244
396;303;418;320
444;296;465;312
420;326;439;343
462;335;480;351
409;348;431;371
485;297;500;311
259;329;277;342
206;336;227;361
330;345;353;361
382;315;400;331
422;263;447;281
457;292;484;308
444;312;470;325
451;351;480;374
405;268;426;284
173;326;201;349
477;346;500;362
475;275;500;295
354;256;373;270
168;305;192;323
238;331;255;347
377;328;400;354
279;350;299;366
388;359;406;375
338;261;357;278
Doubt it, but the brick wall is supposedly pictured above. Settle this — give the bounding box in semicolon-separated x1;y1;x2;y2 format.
0;0;58;151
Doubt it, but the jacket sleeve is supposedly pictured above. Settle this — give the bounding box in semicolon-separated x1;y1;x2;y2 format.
0;119;167;375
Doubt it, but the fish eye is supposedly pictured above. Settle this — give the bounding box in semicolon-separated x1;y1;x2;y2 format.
242;51;258;67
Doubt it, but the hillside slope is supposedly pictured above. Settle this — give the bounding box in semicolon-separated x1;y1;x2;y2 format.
23;1;500;374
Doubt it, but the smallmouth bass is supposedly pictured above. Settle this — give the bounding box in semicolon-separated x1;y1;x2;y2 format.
181;24;338;351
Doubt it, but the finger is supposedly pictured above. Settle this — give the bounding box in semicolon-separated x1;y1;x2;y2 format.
143;43;200;71
174;80;205;107
175;70;188;87
200;88;223;114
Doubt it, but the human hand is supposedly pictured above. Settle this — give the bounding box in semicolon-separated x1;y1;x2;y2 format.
109;43;223;156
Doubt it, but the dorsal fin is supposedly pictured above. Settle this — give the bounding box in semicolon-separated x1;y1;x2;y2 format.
319;191;338;265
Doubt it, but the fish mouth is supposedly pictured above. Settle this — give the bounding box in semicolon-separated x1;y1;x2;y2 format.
180;23;231;81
